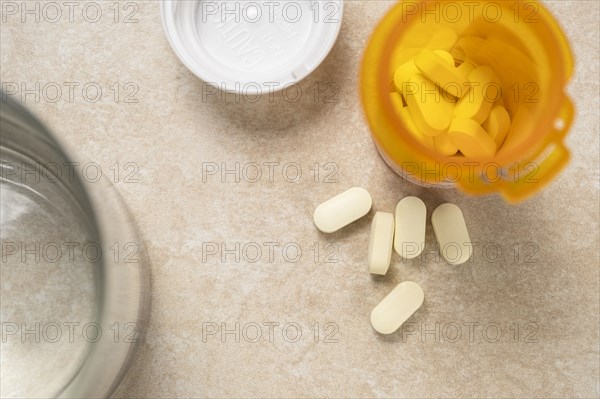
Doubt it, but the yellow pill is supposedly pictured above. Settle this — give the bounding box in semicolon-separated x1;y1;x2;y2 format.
390;92;435;150
404;73;454;137
433;50;462;98
448;118;497;157
433;50;455;67
434;132;459;156
414;49;467;98
393;61;419;94
454;66;499;124
425;28;458;51
452;36;485;60
456;60;475;80
390;47;422;71
500;106;535;153
454;61;476;98
483;104;511;147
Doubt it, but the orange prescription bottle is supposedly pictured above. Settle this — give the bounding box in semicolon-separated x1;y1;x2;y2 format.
360;0;574;202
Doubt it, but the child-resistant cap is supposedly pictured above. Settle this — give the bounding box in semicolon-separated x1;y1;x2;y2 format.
160;0;343;94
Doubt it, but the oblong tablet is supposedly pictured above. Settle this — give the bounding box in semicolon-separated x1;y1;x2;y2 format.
394;196;426;259
426;28;458;51
454;66;499;123
414;49;467;97
433;50;455;67
448;117;497;157
405;73;454;136
393;60;419;94
434;132;459;156
482;104;511;147
431;203;472;265
390;93;435;151
368;212;395;275
371;281;424;334
313;187;372;233
456;60;475;80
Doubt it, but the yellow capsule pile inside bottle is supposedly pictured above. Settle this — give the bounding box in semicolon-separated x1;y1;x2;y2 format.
390;39;512;158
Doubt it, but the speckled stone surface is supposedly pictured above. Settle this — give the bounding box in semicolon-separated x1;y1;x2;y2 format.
1;0;598;397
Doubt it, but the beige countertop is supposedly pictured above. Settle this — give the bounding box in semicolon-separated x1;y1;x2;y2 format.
1;0;599;397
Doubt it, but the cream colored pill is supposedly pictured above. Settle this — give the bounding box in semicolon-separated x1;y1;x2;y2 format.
313;187;372;233
483;104;511;147
394;196;426;259
368;212;395;275
371;281;424;334
448;118;497;157
431;203;472;265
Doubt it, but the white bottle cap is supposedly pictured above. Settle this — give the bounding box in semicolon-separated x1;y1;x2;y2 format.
160;0;343;94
